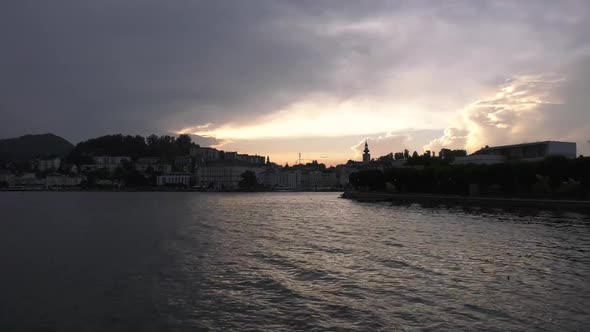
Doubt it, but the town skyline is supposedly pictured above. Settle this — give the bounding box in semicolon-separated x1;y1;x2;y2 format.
2;1;590;165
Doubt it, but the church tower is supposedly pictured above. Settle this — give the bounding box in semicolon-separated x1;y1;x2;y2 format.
362;140;371;163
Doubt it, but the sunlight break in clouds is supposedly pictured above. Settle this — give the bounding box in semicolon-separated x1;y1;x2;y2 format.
177;96;437;140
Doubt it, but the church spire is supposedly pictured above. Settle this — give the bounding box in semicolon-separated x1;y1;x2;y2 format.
362;140;371;163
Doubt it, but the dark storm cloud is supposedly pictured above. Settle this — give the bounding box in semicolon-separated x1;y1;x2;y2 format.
1;0;377;141
1;0;589;143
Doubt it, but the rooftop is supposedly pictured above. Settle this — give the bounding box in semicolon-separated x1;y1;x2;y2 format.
476;141;575;152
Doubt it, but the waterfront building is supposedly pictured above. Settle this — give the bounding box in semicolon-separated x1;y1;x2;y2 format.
189;147;221;163
196;161;264;190
301;171;322;190
134;157;159;172
454;141;577;165
277;171;301;189
36;158;61;172
153;163;173;174
46;173;83;188
258;169;278;187
258;169;302;189
156;173;192;186
93;156;131;171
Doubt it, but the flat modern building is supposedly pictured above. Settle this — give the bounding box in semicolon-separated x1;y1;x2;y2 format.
454;141;577;165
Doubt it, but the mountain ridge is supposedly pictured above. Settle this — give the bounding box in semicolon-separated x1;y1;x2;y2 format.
0;133;74;160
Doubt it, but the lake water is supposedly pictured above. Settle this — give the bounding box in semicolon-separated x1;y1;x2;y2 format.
0;192;589;331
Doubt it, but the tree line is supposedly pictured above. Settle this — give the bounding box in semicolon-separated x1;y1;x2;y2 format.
350;156;590;199
67;134;195;164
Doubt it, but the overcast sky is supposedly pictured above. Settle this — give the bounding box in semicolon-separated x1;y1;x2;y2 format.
2;0;589;165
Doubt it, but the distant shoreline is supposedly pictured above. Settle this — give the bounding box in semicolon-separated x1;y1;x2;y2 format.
341;191;590;212
0;187;344;193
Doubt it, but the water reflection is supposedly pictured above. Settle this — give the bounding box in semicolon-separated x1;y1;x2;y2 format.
0;192;588;331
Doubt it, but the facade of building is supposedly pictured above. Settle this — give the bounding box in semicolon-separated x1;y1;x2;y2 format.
135;157;159;172
153;163;172;174
278;171;301;189
156;173;192;186
190;147;221;163
37;158;61;172
174;156;193;172
46;173;83;187
225;152;266;164
93;156;131;171
301;171;322;189
258;169;302;189
258;169;278;187
196;163;264;190
13;173;44;188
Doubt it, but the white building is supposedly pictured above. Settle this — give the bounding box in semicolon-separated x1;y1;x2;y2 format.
196;163;264;190
189;147;221;163
93;156;131;171
454;141;577;165
156;173;192;186
46;173;83;187
37;158;61;172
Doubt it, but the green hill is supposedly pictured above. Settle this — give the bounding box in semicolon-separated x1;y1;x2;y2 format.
0;133;74;160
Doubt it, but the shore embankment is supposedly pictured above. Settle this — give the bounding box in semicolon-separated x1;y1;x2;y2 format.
341;191;590;212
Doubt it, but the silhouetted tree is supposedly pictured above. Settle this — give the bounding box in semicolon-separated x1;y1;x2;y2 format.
239;170;258;190
377;153;394;162
176;134;192;155
349;170;385;191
